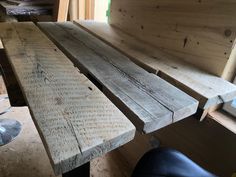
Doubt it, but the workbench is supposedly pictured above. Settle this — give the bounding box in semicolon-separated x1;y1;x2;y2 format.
0;22;199;176
0;22;136;176
75;20;236;121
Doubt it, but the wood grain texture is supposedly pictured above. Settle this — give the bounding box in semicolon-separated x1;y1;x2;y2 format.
78;0;85;20
38;22;198;133
76;20;236;109
0;1;52;15
0;22;135;175
53;0;69;22
109;0;236;77
69;0;78;21
209;111;236;134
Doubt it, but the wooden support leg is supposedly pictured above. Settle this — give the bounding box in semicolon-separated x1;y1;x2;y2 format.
62;162;90;177
195;108;209;121
78;0;85;20
200;108;209;121
0;49;26;107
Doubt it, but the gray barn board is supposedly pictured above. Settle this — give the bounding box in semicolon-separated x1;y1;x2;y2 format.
76;21;236;110
0;22;135;175
38;22;199;133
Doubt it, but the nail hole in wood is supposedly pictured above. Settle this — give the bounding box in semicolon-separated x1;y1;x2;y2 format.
224;29;232;37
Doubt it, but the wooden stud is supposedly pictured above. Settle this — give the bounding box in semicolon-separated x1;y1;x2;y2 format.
78;0;85;20
53;0;70;22
85;0;94;20
69;0;78;21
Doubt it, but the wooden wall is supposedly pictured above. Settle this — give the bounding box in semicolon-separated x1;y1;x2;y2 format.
109;0;236;77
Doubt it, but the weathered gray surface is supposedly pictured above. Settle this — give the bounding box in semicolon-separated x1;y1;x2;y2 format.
0;22;135;175
39;22;198;133
75;20;236;109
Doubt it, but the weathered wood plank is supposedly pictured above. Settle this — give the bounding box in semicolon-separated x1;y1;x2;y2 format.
0;22;135;175
69;0;78;21
75;20;236;109
38;22;198;133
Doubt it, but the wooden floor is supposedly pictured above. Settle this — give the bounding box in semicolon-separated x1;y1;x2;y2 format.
0;95;133;177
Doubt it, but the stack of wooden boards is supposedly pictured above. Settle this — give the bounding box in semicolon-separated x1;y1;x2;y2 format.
0;0;53;15
0;22;135;175
38;22;198;133
0;22;199;174
75;20;236;118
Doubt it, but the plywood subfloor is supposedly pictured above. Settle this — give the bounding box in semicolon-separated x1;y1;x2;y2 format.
0;95;133;177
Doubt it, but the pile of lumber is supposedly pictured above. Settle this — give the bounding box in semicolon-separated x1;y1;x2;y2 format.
39;22;199;133
76;20;236;118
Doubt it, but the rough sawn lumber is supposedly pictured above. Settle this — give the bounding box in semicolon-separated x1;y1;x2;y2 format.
0;22;135;175
39;22;198;133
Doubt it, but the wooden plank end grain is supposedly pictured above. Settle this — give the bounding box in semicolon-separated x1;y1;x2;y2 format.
38;22;199;133
0;22;135;175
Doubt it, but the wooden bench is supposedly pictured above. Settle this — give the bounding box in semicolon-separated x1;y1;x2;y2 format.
75;20;236;118
0;0;53;16
38;22;198;134
0;22;135;175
